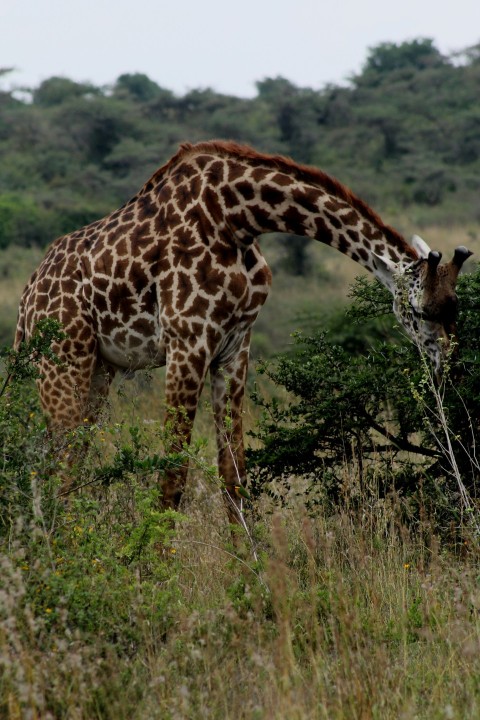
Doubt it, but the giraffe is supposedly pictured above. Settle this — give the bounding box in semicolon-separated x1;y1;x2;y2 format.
15;140;472;522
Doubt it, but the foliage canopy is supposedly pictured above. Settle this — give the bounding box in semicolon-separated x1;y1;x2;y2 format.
1;38;480;250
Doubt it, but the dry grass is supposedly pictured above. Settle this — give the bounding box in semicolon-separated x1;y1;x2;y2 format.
3;465;480;719
0;245;44;345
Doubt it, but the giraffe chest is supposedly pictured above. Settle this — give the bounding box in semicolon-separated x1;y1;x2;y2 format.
157;246;271;358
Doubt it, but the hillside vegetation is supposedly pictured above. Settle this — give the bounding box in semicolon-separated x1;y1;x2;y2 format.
2;38;480;719
1;38;480;253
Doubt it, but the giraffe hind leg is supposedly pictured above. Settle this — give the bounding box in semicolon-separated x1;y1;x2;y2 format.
210;335;251;526
37;353;96;433
35;322;114;494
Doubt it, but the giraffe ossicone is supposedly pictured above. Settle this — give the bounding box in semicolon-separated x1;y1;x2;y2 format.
15;140;472;522
411;234;434;259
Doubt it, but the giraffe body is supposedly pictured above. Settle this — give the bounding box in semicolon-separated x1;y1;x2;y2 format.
15;141;471;520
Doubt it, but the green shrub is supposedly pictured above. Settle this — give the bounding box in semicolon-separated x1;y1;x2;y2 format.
248;268;480;534
0;193;52;248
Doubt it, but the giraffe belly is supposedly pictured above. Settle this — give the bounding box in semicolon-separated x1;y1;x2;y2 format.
97;324;167;371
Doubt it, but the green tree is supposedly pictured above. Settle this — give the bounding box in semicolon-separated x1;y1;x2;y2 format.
357;38;446;85
114;73;163;102
0;192;52;248
33;77;100;106
51;96;135;164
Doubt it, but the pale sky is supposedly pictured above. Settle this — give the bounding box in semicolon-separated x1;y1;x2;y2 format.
1;0;479;97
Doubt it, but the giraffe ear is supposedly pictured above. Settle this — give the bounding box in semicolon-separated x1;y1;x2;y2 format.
411;234;432;259
372;252;398;293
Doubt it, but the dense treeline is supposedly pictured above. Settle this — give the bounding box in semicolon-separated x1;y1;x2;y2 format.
1;37;480;251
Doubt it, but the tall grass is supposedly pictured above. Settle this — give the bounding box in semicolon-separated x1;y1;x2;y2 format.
2;381;480;719
3;482;480;718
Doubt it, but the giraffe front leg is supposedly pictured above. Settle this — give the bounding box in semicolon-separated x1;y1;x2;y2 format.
160;339;209;511
210;336;250;526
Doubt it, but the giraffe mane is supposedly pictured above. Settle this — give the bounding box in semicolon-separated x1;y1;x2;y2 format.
153;140;418;261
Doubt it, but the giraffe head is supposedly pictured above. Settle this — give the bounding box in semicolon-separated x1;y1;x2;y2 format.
373;235;473;376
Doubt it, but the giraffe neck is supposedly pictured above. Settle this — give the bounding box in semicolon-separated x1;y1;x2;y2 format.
166;141;418;285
